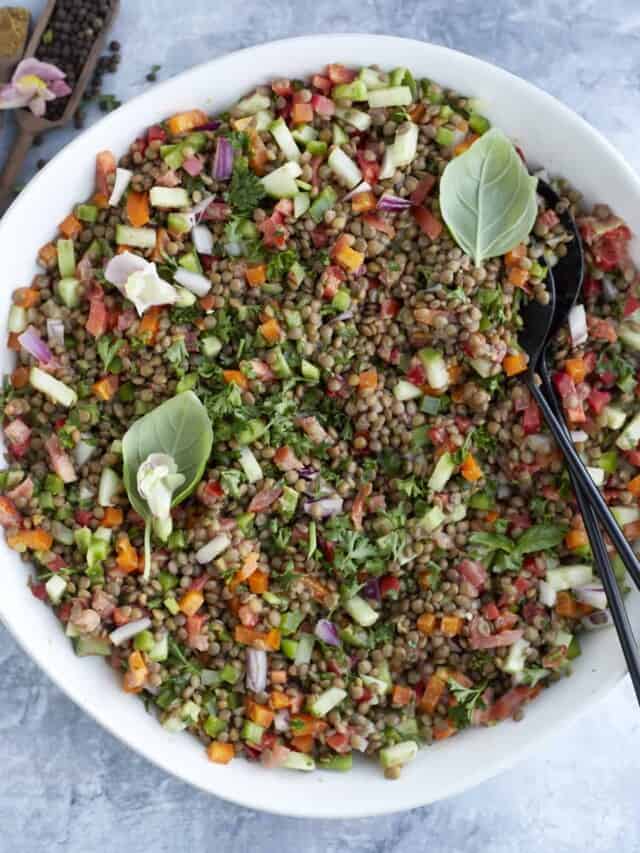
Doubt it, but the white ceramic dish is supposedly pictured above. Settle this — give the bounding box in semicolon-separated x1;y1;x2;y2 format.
1;33;638;819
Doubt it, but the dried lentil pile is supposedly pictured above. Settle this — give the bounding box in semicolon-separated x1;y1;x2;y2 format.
2;63;637;778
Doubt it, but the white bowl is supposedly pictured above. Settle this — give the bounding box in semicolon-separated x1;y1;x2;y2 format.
1;33;638;819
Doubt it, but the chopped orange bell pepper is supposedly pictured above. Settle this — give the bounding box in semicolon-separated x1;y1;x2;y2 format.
460;453;483;482
419;675;445;713
222;369;248;389
440;615;463;637
13;287;40;308
92;192;109;209
291;102;313;124
417;612;437;635
508;267;530;288
116;535;140;574
101;507;123;528
627;474;640;496
245;263;267;287
207;741;235;764
179;589;204;616
234;625;280;651
417;571;432;590
11;366;29;389
290;734;314;753
248;701;274;728
59;213;82;239
504;244;526;267
38;242;58;267
248;130;269;176
335;242;364;272
248;569;268;594
555;590;580;618
166;109;208;136
92;374;119;401
138;306;162;344
270;691;291;710
391;684;414;707
408;103;426;123
229;552;259;591
199;294;215;311
289;714;325;737
503;353;528;377
127;191;150;228
351;191;377;214
7;332;20;351
7;529;53;552
358;369;378;393
485;510;500;524
433;719;458;741
258;318;282;344
565;528;588;550
447;364;464;385
565;357;588;383
299;575;329;601
123;650;148;693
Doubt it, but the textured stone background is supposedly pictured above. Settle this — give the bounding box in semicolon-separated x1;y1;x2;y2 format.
2;1;640;851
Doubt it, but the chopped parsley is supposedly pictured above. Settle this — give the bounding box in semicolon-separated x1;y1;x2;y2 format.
227;156;266;217
97;335;125;373
447;678;487;729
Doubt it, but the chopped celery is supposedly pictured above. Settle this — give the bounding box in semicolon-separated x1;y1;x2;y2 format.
469;112;490;134
598;450;618;474
332;79;368;101
261;161;302;198
280;610;304;636
149;186;190;208
7;304;27;333
270;117;301;162
332;289;351;312
55;276;79;307
379;741;417;769
235;91;271;116
294;632;315;664
616;411;640;450
133;630;154;653
281;638;298;660
334;106;371;131
306;139;328;156
420;505;445;532
164;596;179;615
367;86;412;108
268;346;292;378
167;213;191;235
204;715;226;738
393;379;422;401
149;634;169;662
358;67;390;90
241;720;265;744
293;192;310;219
30;367;77;408
301;359;320;382
428;452;455;491
74;636;111;657
310;687;347;717
282;751;315;771
57;239;76;278
76;203;98;223
344;595;379;627
278;485;299;519
435;126;456;146
332;122;348;145
327;146;362;189
392;122;419;167
98;467;121;506
115;224;156;249
291;124;317;144
319;753;353;771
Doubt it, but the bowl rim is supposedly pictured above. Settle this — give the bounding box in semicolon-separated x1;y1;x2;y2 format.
0;32;636;819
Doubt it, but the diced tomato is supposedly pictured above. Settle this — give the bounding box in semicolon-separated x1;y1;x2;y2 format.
45;435;76;483
5;418;31;449
6;477;33;503
356;150;380;185
311;94;335;117
326;732;351;753
86;298;108;338
523;555;547;578
147;125;166;144
199;479;223;506
514;576;531;595
489;686;535;721
350;483;371;531
326;63;356;84
553;371;575;398
588;316;617;342
624;296;640;317
413;206;443;240
380;298;400;318
272;79;293;97
410;175;436;205
248;486;283;513
593;225;631;272
273;446;302;472
582;276;601;299
494;610;520;631
457;559;487;590
537;209;559;229
627;450;640;467
587;388;611;414
362;213;395;238
429;426;447;446
259;216;288;250
204;202;231;221
30;582;47;601
406;361;427;386
312;74;332;93
321;264;345;300
75;509;93;525
248;359;275;382
379;575;401;599
310;226;329;249
95;150;116;197
455;416;472;434
0;497;21;528
482;602;500;621
319;538;335;563
469;618;524;650
522;399;541;434
522;601;545;623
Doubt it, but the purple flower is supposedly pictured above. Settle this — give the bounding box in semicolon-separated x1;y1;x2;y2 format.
0;59;71;117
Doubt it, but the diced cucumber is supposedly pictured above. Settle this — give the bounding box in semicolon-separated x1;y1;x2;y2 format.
115;224;156;249
358;66;390;90
241;720;265;744
294;632;315;665
611;505;640;526
616;411;640;450
420;505;445;532
57;239;76;278
74;636;111;657
468;357;493;378
293;192;310;219
618;322;640;352
306;140;328;156
308;186;337;223
339;625;369;648
332;79;368;102
319;753;353;771
238;446;263;484
394;379;422;401
270;117;301;162
98;467;121;507
284;308;302;329
280;610;304;636
288;261;305;287
236;418;267;445
546;564;593;591
291;124;317;144
428;452;455;491
418;348;448;390
278;485;299;519
173;286;196;309
57;277;81;309
598;450;618;474
344;595;379;627
235;91;271;116
30;367;77;408
204;715;226;738
149;186;190;209
392;122;419;167
281;638;298;660
362;674;389;696
161;144;184;170
269;345;292;378
167;213;191;235
332;122;348;146
503;637;530;674
335;106;372;131
261;161;302;198
45;575;66;605
164;596;179;615
133;630;154;653
149;633;169;662
282;751;315;771
310;687;347;717
332;289;351;312
178;250;202;274
7;304;27;333
379;741;417;769
201;335;222;358
301;359;320;382
469;113;490;134
602;405;627;430
367;86;412;108
327;146;362;189
435;127;456;147
76;203;98;223
447;504;467;524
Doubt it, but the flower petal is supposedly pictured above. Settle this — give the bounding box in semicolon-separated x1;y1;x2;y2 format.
124;266;177;316
12;58;67;85
49;79;71;98
104;251;150;287
0;83;30;110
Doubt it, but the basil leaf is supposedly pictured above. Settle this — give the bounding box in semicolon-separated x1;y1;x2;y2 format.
439;128;538;265
122;391;213;519
514;523;567;556
468;531;514;554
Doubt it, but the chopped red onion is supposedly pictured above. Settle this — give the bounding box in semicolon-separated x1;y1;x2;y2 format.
362;578;381;602
314;618;341;646
570;430;588;443
174;267;211;297
568;304;588;346
538;580;557;607
194;120;221;131
342;180;372;201
46;319;65;350
109;617;152;646
212;136;234;181
18;325;53;365
188;193;215;224
303;496;344;518
573;583;607;610
192;224;214;255
581;609;613;631
297;465;318;481
274;709;290;732
183;155;204;177
246;648;268;692
377;193;413;212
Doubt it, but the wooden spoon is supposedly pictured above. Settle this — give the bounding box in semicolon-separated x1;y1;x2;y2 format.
0;0;120;204
0;6;30;130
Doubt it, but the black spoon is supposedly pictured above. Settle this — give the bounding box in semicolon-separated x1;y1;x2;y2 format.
535;180;640;701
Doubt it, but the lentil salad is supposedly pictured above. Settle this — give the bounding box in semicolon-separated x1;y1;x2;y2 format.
2;62;637;778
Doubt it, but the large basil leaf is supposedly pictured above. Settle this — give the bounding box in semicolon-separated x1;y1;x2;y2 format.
513;523;567;556
439;128;538;265
123;391;213;519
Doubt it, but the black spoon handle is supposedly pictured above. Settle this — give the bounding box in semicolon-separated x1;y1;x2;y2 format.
526;375;640;591
539;365;640;703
